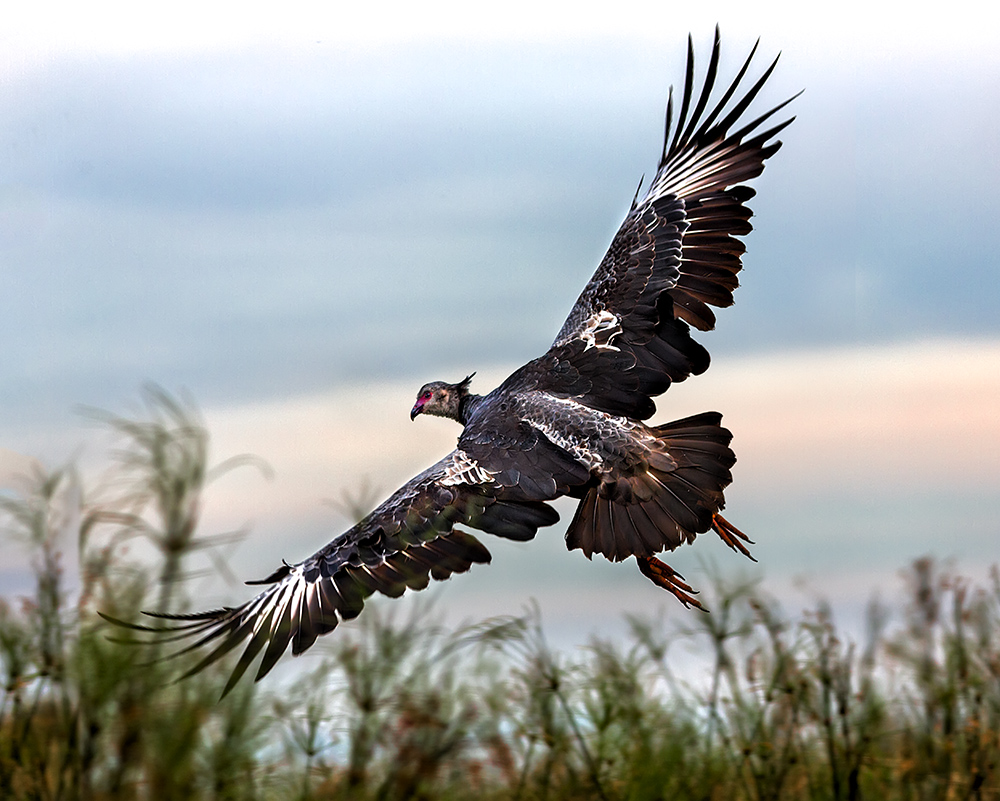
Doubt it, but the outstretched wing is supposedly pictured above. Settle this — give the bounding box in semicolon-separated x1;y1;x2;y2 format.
103;451;558;697
519;28;798;419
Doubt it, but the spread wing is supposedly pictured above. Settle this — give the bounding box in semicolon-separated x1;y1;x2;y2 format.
103;451;558;697
517;28;798;419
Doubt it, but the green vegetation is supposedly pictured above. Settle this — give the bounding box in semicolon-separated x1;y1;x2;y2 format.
1;389;998;799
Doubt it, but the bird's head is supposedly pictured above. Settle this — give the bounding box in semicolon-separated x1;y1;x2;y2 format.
410;373;475;422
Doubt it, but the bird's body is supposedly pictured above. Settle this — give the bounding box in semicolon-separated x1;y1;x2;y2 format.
108;30;798;696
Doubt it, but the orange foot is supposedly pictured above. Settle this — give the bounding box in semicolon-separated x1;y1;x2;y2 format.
711;514;756;562
636;556;706;611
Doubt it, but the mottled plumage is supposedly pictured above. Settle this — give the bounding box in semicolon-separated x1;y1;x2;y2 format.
104;29;797;695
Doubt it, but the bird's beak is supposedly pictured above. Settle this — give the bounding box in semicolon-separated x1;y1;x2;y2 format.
410;401;423;421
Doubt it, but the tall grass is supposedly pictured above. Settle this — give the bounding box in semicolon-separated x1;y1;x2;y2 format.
1;389;998;799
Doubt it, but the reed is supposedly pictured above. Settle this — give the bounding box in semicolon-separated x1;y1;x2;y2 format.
1;389;997;799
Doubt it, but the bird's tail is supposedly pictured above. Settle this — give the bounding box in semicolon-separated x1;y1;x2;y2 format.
565;412;747;563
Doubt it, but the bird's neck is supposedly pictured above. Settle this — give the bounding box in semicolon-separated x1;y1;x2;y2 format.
457;393;483;426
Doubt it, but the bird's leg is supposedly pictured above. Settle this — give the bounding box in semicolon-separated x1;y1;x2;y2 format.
636;556;706;611
711;513;756;562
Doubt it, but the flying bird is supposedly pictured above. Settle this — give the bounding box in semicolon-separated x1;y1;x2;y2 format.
107;30;797;696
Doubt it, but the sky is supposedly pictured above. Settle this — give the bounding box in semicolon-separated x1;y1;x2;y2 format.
2;0;999;657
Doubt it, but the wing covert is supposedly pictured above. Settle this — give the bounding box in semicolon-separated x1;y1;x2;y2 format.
459;394;593;503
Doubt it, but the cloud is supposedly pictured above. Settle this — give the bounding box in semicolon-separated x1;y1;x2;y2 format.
186;338;1000;605
4;38;998;385
3;338;996;651
40;336;965;653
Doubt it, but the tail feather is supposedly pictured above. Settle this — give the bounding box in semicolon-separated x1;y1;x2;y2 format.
623;503;663;556
594;494;617;557
565;411;737;562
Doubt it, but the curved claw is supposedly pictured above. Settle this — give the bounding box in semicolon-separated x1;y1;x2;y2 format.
636;556;706;611
712;514;756;562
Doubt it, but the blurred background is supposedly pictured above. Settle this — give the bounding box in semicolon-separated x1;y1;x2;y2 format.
2;0;999;652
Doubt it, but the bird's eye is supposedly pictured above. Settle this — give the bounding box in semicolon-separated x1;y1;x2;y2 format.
421;392;432;402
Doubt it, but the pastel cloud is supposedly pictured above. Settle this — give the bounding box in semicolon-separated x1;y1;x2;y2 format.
176;337;1000;645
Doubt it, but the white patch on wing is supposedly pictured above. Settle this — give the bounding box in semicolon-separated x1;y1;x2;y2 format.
523;395;618;471
579;309;622;351
440;449;498;487
530;418;603;470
